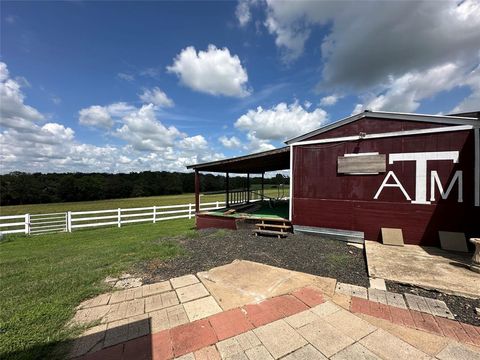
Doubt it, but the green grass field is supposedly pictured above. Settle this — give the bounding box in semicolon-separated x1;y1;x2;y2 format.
0;188;289;216
0;219;194;360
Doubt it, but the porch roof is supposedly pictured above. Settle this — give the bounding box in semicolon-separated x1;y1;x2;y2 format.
186;146;290;174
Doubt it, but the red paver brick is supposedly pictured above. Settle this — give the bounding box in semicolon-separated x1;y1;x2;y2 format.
291;287;325;307
80;344;123;360
242;299;284;327
123;335;152;360
350;296;370;314
151;329;173;360
208;308;254;341
389;307;415;328
268;294;309;317
459;322;480;347
194;345;222;360
170;319;217;357
410;311;443;336
368;301;392;322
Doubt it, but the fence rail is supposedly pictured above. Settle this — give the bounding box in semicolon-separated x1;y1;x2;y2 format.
0;201;226;235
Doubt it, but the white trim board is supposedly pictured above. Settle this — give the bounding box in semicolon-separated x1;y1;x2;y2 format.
290;125;474;147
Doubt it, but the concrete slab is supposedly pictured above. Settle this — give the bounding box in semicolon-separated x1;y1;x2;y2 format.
436;342;480;360
359;329;431;360
244;345;274;360
368;288;388;304
331;343;381;360
197;260;336;311
365;240;480;298
298;319;355;357
281;344;327;360
439;231;469;252
233;331;261;351
404;293;431;314
254;319;307;359
183;296;222;322
381;228;404;246
369;278;387;291
324;309;377;341
385;292;407;309
175;283;209;303
171;274;199;289
310;301;341;318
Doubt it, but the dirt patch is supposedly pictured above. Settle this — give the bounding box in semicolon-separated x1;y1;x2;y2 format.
137;228;369;287
387;282;480;326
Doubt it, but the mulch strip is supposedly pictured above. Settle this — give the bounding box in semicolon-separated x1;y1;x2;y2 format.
138;228;369;287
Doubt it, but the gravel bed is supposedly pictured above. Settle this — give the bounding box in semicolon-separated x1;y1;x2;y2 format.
387;281;480;326
138;228;370;287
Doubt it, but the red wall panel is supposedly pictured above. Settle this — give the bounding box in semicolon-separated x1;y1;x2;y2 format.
196;213;237;230
292;124;479;246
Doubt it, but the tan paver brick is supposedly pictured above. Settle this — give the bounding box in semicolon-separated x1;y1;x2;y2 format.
109;290;128;304
234;331;261;351
245;345;274;360
254;319;307;359
72;305;111;325
183;296;222;322
285;310;320;329
175;353;195;360
171;274;199;289
368;288;388;304
359;329;431;360
297;319;354;357
331;343;381;360
143;281;172;297
125;298;145;318
176;282;209;303
69;324;107;357
336;283;368;299
281;344;327;360
150;304;188;333
217;337;244;358
404;294;431;314
194;345;221;360
436;342;480;360
104;314;149;347
145;291;179;312
324;309;377;340
310;301;341;318
78;293;111;309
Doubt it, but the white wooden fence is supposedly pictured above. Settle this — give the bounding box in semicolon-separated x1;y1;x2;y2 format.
0;201;225;235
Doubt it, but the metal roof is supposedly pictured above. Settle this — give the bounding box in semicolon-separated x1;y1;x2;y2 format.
285;110;479;144
186;146;290;173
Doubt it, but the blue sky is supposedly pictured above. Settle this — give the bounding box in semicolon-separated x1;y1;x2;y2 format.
1;0;479;173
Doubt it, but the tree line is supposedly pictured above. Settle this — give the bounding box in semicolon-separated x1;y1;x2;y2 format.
0;172;289;206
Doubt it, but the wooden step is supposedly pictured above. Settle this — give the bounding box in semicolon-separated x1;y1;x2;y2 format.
256;217;290;223
255;223;291;230
254;229;288;238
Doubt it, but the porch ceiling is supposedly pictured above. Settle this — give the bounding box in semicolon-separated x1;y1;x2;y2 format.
186;146;290;173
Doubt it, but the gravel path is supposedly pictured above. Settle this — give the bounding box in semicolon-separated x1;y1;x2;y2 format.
138;228;370;287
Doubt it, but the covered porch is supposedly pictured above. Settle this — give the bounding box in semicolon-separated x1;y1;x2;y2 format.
186;147;291;229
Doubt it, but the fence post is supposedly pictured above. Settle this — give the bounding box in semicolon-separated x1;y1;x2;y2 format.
153;206;156;223
24;214;30;235
66;211;72;232
216;201;219;209
117;208;121;228
188;203;192;219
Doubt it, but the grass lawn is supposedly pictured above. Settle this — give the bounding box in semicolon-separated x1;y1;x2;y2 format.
0;218;194;360
0;188;289;216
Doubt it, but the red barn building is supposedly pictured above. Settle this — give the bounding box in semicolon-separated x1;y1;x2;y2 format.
188;111;480;246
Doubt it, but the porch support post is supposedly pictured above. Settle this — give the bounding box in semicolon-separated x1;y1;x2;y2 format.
247;173;250;203
226;172;230;208
261;172;264;201
195;170;200;213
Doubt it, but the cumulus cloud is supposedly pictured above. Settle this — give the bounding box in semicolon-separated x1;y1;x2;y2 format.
235;101;327;142
0;61;223;173
79;105;113;128
0;62;44;130
115;104;183;151
352;62;466;114
139;87;174;107
167;45;250;97
219;135;242;149
319;95;340;107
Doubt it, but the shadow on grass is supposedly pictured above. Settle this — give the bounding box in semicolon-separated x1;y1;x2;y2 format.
3;318;156;360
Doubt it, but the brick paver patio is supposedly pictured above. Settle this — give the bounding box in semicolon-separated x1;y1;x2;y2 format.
70;261;480;360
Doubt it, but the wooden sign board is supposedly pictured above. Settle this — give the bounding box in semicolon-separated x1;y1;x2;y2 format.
338;154;386;174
